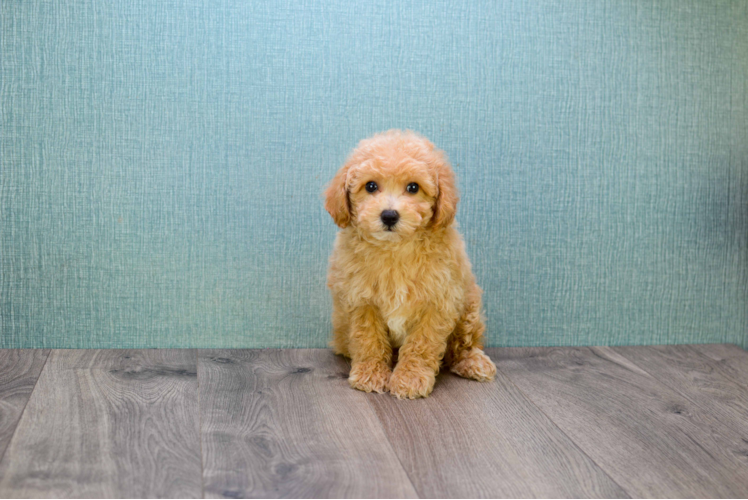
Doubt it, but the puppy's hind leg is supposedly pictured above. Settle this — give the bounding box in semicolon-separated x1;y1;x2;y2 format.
445;283;496;382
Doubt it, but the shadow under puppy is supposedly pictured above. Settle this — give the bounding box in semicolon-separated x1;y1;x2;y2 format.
325;130;496;399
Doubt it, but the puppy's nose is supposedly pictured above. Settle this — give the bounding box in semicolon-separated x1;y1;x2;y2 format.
380;210;400;228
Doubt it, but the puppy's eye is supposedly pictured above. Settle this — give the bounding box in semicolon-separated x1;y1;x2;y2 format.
365;181;378;193
406;182;419;194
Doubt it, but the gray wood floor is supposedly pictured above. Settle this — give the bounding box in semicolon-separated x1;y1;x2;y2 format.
0;345;746;498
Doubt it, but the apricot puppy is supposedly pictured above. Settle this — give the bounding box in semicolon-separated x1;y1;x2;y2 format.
324;130;496;399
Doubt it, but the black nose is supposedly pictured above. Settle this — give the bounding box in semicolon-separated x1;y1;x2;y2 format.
380;210;400;228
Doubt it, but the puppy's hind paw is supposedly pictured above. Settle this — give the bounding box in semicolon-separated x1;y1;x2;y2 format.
450;348;497;382
348;361;391;394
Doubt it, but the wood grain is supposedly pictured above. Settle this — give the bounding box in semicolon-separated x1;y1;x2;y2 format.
491;346;748;498
1;346;745;498
0;350;203;498
198;349;417;499
368;368;628;498
689;344;748;391
0;350;49;460
612;345;748;438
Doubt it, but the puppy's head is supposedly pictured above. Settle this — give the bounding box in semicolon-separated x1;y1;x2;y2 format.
325;130;458;241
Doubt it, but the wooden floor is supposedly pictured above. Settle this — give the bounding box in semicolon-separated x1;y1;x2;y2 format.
0;345;746;498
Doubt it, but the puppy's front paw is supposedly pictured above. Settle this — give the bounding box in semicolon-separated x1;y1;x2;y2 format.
449;348;496;382
348;361;391;394
388;364;436;399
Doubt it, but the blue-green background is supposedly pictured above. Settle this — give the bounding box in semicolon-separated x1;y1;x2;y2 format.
2;0;747;348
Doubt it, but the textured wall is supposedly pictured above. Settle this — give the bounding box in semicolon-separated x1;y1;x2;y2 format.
2;0;747;348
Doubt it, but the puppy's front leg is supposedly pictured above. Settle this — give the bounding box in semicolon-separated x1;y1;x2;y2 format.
389;310;453;399
347;305;392;394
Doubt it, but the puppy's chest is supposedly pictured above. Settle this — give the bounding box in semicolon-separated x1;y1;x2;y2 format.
363;262;431;347
386;314;411;348
369;261;423;308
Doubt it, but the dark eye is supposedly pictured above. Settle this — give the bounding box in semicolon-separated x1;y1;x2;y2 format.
406;182;419;194
365;181;378;193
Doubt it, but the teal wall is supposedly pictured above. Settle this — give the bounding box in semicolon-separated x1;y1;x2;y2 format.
2;0;747;349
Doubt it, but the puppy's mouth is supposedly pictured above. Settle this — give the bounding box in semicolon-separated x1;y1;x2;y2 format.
370;226;403;241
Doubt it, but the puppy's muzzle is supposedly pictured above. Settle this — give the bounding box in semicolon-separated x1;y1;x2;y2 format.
380;210;400;230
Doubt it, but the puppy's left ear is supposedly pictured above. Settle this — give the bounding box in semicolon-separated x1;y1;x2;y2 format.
324;164;351;228
431;152;459;228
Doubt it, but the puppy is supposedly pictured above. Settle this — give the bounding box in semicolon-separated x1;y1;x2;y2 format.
324;130;496;399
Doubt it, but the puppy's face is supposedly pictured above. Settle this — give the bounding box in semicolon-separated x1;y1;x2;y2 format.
347;159;436;240
325;130;458;241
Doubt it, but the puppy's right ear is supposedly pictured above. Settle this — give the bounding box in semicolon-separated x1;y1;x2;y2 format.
324;165;351;228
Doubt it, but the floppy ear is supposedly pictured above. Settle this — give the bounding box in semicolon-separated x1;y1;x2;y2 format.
324;164;351;228
431;153;459;228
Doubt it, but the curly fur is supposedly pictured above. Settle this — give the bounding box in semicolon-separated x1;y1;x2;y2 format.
325;130;496;399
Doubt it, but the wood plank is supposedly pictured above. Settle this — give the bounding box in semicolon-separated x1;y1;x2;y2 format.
0;350;203;498
689;344;748;391
198;349;417;499
367;368;628;498
491;347;748;498
612;345;748;437
0;350;49;460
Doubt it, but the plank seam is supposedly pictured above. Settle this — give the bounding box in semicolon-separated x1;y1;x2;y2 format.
611;345;748;423
357;361;421;498
492;351;633;499
196;349;206;499
0;349;52;466
687;344;748;392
